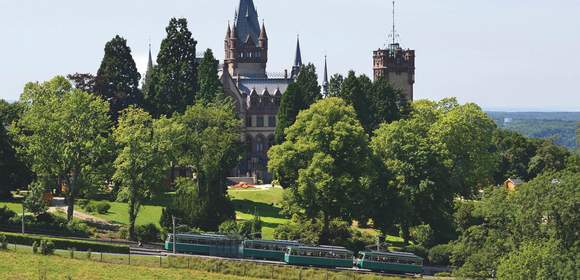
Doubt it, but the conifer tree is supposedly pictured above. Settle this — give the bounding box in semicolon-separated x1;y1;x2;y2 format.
196;49;223;104
94;35;142;123
144;18;197;117
274;63;321;143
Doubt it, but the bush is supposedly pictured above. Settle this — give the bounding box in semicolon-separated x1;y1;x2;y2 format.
2;232;130;254
83;202;96;213
39;239;55;255
0;233;7;250
402;244;428;260
136;223;160;242
77;199;89;209
429;244;452;265
0;206;16;224
118;227;129;240
410;224;435;248
95;202;111;214
32;241;39;254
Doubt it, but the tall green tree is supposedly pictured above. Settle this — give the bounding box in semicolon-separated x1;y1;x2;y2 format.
196;49;223;104
0;100;31;198
94;36;142;123
274;63;321;143
170;103;242;230
269;97;372;243
67;73;96;93
144;18;197;117
113;107;173;239
13;77;112;222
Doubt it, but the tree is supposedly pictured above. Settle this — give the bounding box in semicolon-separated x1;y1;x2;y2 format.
170;103;242;230
23;181;48;216
113;107;173;240
13;77;112;222
497;241;576;280
67;73;96;93
327;74;344;97
527;139;570;178
269;97;372;243
196;49;223;104
144;18;197;117
492;129;536;184
94;35;142;123
274;63;321;143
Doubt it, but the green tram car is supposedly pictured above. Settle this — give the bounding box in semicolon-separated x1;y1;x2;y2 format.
284;245;354;268
355;251;423;274
165;233;242;258
241;240;302;261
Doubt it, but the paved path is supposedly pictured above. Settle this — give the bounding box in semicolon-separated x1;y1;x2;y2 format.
48;197;116;228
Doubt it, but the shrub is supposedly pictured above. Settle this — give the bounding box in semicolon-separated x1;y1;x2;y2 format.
3;232;130;254
77;199;89;209
402;244;428;260
118;227;129;240
69;247;75;258
135;223;160;242
23;181;48;216
410;224;435;248
83;202;96;213
0;233;7;250
95;202;111;214
32;241;39;254
429;244;452;265
0;206;16;224
39;239;55;255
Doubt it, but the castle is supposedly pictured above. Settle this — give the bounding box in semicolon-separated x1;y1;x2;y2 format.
220;0;307;182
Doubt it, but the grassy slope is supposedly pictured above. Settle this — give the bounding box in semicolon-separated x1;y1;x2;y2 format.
0;201;22;213
0;250;260;280
228;188;288;239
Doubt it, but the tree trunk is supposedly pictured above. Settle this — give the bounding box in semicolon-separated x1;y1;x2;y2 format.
128;192;137;241
402;223;411;245
66;195;75;222
66;170;79;223
320;213;330;245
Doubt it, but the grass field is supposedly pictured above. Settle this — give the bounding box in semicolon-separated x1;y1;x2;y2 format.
0;247;409;280
0;250;262;280
229;187;288;239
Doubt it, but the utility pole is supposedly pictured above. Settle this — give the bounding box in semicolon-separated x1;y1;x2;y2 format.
21;203;25;234
172;215;176;254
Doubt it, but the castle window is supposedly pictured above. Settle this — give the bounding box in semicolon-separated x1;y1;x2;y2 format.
268;116;276;127
246;116;253;127
257;116;264;127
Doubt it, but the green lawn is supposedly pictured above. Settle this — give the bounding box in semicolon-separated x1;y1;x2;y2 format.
0;201;23;213
228;187;288;239
80;201;163;227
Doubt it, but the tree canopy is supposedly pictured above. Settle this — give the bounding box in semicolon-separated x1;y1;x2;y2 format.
94;35;142;122
13;77;112;221
196;49;224;104
144;18;197;117
269;97;372;243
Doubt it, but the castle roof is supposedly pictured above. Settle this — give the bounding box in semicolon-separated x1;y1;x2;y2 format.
235;0;261;46
238;78;291;97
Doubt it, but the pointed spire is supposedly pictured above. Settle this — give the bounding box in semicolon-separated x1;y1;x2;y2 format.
147;43;153;72
226;22;231;39
259;21;268;39
234;0;261;45
294;35;302;67
322;55;329;96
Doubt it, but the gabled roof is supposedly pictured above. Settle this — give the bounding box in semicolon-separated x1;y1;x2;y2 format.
235;0;261;46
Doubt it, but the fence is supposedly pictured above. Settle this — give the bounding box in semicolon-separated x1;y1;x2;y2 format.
4;243;402;280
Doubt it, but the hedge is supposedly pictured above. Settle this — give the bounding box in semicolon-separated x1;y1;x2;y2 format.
1;232;130;254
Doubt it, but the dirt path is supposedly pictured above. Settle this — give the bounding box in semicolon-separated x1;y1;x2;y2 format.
48;197;116;228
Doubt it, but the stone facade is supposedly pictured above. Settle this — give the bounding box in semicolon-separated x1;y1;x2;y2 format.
373;43;415;101
221;0;298;182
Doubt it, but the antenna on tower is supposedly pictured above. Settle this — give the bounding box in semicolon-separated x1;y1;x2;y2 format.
387;0;401;49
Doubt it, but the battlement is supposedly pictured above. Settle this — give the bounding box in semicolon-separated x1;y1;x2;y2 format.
373;44;415;71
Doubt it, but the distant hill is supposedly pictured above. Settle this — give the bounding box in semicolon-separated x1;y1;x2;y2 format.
487;112;579;150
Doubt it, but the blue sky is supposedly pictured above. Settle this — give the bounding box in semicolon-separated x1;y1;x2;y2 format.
0;0;579;111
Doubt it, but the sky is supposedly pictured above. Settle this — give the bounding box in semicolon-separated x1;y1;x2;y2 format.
0;0;579;111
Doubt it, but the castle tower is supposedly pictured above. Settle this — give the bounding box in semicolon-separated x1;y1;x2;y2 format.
291;36;302;78
224;0;268;78
373;1;415;101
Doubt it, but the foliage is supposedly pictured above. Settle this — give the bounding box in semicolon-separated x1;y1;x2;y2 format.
274;64;321;143
371;99;497;244
450;169;579;278
113;107;173;240
94;35;143;123
168;103;242;231
95;201;111;214
328;72;409;134
496;240;577;280
0;206;16;225
401;244;428;260
0;233;7;250
269;97;372;243
428;244;452;266
410;224;434;248
0;101;31;198
2;232;130;254
135;223;161;242
39;239;55;255
218;216;262;239
13;77;112;222
23;181;48;216
144;18;197;117
196;49;224;104
67;73;96;93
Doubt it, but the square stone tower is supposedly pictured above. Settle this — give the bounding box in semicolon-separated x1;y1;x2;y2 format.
373;43;415;101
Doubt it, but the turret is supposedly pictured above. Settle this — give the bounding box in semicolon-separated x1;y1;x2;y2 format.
291;35;302;79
